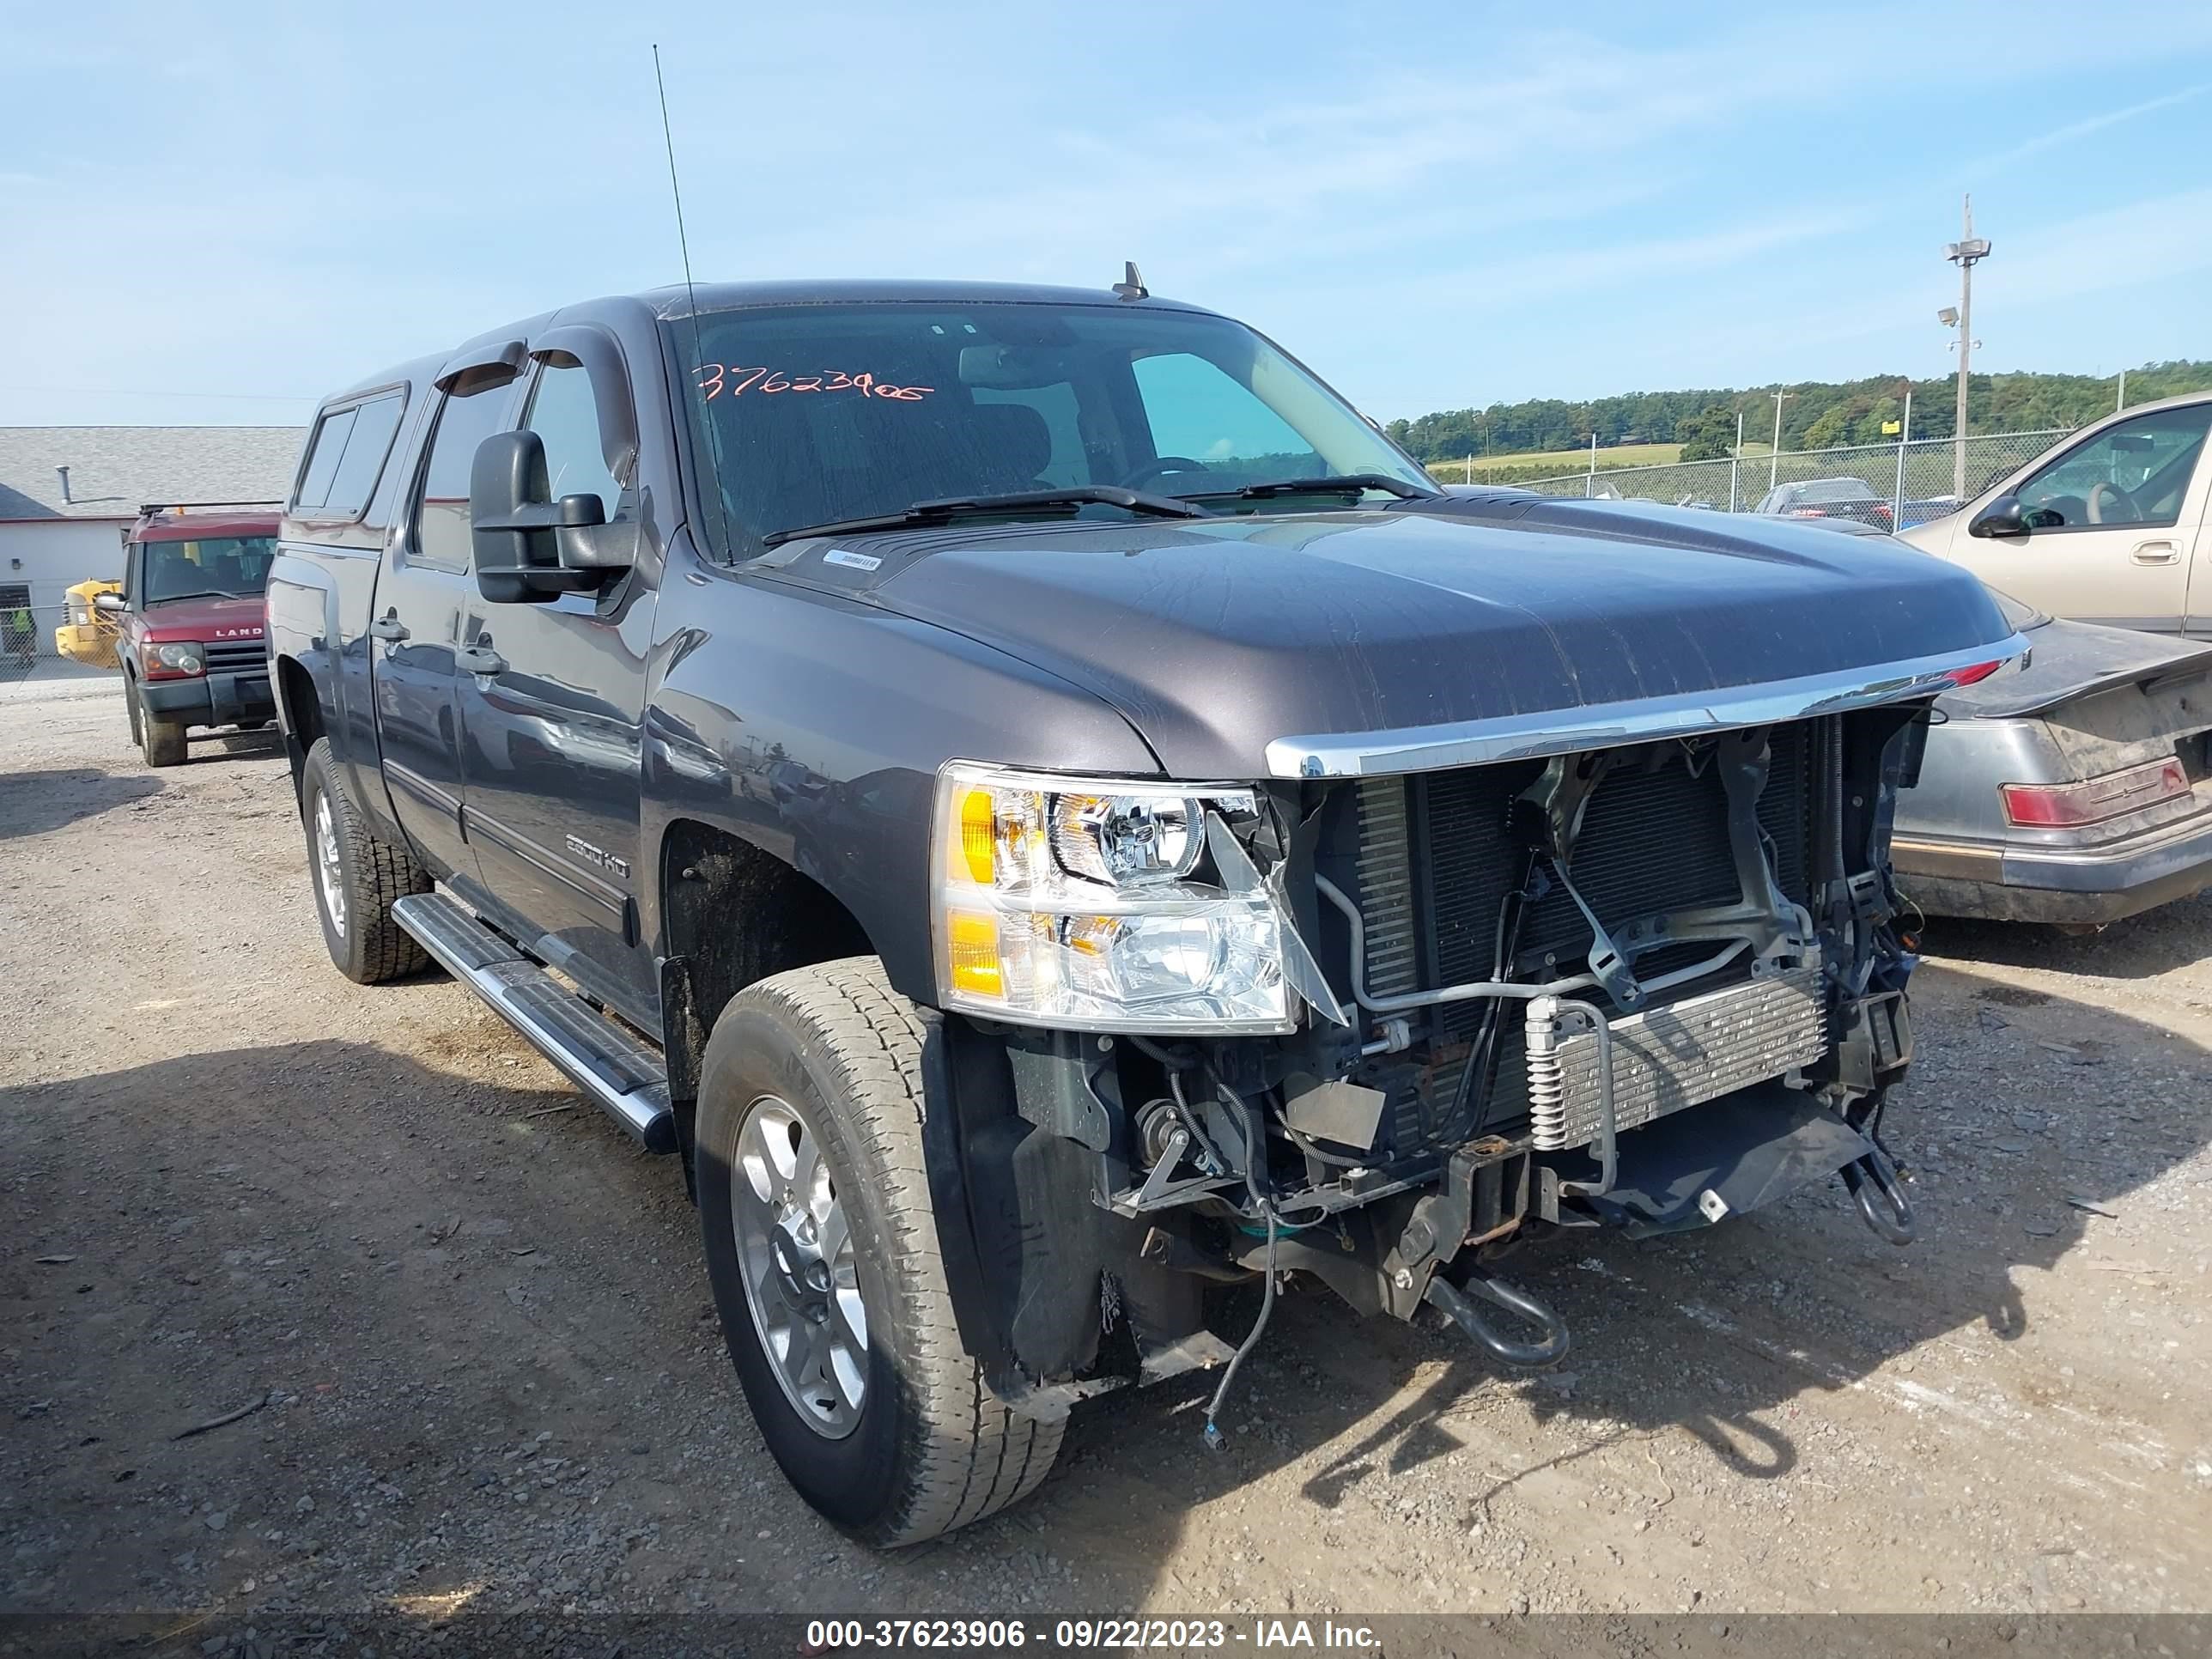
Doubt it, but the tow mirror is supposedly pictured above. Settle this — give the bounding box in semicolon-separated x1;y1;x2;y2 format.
469;430;638;603
92;592;125;614
1967;495;2030;539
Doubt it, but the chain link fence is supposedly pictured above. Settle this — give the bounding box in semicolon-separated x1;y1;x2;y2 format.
1469;428;2074;526
0;602;125;686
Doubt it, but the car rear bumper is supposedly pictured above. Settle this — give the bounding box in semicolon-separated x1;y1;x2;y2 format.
1893;811;2212;924
137;670;276;730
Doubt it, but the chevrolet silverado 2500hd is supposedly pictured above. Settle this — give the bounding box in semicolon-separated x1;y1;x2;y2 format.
265;278;2027;1545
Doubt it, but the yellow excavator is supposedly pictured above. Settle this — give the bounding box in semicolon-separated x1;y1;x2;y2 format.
53;577;124;670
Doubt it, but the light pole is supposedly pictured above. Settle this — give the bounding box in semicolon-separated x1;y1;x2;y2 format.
1943;195;1992;501
1768;391;1794;492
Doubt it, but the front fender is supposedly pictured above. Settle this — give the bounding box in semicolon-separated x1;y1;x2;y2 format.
639;549;1161;1003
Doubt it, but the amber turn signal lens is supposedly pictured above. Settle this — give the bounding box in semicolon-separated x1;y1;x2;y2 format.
946;910;1003;997
957;790;996;884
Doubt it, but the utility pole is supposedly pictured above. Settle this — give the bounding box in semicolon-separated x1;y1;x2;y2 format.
1730;409;1744;512
1943;195;1992;501
2117;368;2127;412
1891;387;1913;525
1768;391;1794;492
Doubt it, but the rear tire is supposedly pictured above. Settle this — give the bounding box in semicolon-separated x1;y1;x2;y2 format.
696;958;1060;1546
301;737;432;983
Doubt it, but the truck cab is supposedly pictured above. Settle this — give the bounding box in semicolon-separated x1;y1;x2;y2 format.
109;505;282;766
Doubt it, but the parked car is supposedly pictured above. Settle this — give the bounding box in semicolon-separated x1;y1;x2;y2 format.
267;277;2021;1546
103;504;281;765
1752;476;1894;529
1893;589;2212;927
1788;513;2212;926
1900;391;2212;635
53;577;123;669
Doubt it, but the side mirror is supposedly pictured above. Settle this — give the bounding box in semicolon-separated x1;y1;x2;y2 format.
92;592;125;614
1967;495;2030;539
469;429;637;604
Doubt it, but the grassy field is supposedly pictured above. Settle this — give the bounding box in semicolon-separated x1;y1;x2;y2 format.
1460;441;1683;471
1424;439;1775;484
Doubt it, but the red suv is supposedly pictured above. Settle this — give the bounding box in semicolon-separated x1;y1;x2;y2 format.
105;504;281;766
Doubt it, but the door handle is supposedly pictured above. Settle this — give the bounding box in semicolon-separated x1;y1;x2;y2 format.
368;612;410;643
459;640;507;676
2131;540;2180;565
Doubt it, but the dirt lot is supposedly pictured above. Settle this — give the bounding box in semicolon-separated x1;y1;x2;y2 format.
3;674;2210;1632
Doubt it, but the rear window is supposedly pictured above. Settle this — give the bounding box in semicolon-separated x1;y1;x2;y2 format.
1797;479;1875;503
292;391;407;520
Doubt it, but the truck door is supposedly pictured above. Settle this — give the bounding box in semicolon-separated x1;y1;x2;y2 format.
453;353;657;1022
1941;402;2212;634
374;379;519;884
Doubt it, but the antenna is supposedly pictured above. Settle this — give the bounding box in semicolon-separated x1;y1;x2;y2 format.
653;46;702;323
652;46;731;547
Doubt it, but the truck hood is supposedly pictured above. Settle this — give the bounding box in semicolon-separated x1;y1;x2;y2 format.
768;501;2021;778
136;593;266;641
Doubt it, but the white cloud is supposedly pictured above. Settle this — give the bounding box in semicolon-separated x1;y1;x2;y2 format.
1963;83;2210;179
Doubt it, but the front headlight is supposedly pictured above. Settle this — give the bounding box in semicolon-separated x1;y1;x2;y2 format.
149;641;205;676
933;762;1291;1033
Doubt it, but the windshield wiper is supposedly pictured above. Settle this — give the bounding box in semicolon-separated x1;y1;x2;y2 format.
149;589;250;604
763;486;1211;548
1174;472;1437;503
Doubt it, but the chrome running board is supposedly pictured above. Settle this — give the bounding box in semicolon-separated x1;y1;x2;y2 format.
392;892;676;1154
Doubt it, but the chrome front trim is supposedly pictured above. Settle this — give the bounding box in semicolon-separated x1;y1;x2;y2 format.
1266;636;2033;779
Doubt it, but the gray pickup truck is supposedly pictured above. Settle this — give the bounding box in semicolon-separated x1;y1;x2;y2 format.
264;276;2024;1545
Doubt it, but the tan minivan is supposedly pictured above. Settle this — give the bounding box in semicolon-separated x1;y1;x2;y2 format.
1901;392;2212;635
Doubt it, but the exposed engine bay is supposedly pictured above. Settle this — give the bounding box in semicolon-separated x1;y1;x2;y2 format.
949;705;1929;1421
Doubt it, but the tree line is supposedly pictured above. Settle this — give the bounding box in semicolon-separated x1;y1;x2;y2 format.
1385;361;2212;466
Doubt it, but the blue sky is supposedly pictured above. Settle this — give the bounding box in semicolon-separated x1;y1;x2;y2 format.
3;1;2209;429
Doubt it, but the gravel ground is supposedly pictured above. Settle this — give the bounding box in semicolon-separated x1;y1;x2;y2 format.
3;673;2209;1632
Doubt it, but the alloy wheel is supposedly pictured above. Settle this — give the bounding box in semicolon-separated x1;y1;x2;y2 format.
314;793;348;938
730;1092;867;1437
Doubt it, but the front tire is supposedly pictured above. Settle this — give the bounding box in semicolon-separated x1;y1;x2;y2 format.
141;701;187;768
696;959;1060;1546
301;737;432;983
124;678;143;748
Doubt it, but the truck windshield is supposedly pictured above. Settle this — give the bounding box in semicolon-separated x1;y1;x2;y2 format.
140;536;276;603
668;302;1434;558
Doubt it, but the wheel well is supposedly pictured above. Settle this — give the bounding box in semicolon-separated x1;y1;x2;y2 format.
658;819;874;1114
275;657;322;804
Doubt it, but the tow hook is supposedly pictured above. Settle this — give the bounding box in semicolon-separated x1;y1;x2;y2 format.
1425;1267;1571;1369
1841;1146;1917;1246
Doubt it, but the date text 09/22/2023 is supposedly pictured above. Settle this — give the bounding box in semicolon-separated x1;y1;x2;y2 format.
802;1619;1381;1650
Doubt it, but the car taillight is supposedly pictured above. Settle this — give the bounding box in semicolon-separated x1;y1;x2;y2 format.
2001;758;2191;828
1945;659;2005;687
